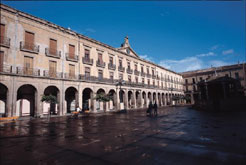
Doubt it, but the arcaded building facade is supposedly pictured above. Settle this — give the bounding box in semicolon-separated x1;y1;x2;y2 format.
0;4;184;117
182;63;246;104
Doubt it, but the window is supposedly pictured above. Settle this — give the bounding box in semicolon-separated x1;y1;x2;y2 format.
110;72;114;81
69;64;75;78
135;77;138;84
24;56;33;75
161;82;163;88
127;62;131;69
148;79;150;86
147;68;149;74
119;59;122;67
235;72;239;79
141;66;144;73
85;49;90;59
109;56;113;65
49;61;57;77
142;78;144;84
0;24;5;44
85;67;90;77
128;75;131;82
153;80;155;86
135;64;138;71
98;70;103;80
98;53;103;63
185;79;188;84
152;69;154;75
49;39;57;55
119;73;123;80
192;78;195;84
24;31;34;50
157;81;159;87
69;44;75;58
0;51;4;72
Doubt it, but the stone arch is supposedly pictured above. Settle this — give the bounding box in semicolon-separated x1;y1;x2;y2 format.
96;88;106;111
82;87;94;111
108;89;116;110
43;86;60;115
17;84;37;117
65;87;78;113
128;90;134;109
153;92;157;104
158;93;161;106
142;91;147;108
148;92;152;105
136;90;141;108
119;89;126;109
0;83;8;117
162;93;165;106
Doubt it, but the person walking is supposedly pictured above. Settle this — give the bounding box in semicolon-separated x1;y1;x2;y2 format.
154;101;158;116
147;101;153;116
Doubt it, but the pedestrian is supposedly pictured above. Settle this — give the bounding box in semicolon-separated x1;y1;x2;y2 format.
147;101;153;116
154;101;158;116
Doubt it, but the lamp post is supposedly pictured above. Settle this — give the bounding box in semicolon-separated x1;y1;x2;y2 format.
116;79;126;112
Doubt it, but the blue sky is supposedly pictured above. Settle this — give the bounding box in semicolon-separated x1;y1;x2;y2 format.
2;1;245;73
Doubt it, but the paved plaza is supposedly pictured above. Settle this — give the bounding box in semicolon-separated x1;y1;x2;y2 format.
1;106;246;165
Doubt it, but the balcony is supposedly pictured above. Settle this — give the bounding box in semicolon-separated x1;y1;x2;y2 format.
127;68;133;74
66;53;79;62
16;66;40;76
0;36;10;48
20;41;39;54
45;48;61;59
82;57;93;65
134;70;140;76
118;66;125;72
147;73;151;78
152;75;156;79
96;60;105;68
141;72;145;77
64;72;78;79
43;70;63;78
108;63;116;70
0;64;12;73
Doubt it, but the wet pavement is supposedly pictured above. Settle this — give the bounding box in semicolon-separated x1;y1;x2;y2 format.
1;106;246;165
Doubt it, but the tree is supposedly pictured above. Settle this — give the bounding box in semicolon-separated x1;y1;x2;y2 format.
94;93;113;102
41;94;57;115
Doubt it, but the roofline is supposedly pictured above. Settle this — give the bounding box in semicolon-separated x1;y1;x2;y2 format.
0;3;181;76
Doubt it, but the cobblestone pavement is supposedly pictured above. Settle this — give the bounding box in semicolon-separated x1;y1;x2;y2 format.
1;106;246;165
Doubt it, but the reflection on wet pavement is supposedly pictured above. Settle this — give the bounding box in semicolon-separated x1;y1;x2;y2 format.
1;106;246;164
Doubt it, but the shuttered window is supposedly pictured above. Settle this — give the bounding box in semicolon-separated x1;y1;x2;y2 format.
85;49;90;59
0;24;5;44
119;59;122;67
69;44;75;58
0;51;4;72
49;39;57;55
24;56;33;75
135;77;138;84
69;64;75;78
85;67;90;77
110;72;113;80
135;64;137;71
49;61;57;77
25;31;34;50
98;53;102;63
109;57;113;65
98;70;103;80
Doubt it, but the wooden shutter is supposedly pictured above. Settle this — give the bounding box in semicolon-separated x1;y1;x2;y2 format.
69;45;75;58
0;51;4;72
49;61;57;77
24;56;33;75
49;39;57;55
0;24;5;44
85;49;90;59
98;53;102;62
25;31;34;50
69;64;75;78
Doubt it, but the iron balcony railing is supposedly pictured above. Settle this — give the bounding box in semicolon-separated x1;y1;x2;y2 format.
152;75;156;79
134;70;140;76
147;73;151;78
82;57;93;65
0;36;10;48
108;63;116;70
64;72;79;80
96;60;105;68
45;48;61;58
118;66;125;72
0;64;12;73
65;53;79;62
16;66;40;76
127;68;133;74
43;70;63;78
141;72;145;77
20;41;39;54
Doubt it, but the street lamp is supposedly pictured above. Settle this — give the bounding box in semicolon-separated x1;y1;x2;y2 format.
116;79;126;112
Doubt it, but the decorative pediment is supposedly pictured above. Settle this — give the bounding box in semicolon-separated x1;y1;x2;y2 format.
117;36;139;58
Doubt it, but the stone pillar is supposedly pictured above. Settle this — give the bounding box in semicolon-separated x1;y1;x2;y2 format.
79;86;82;109
125;89;128;110
140;91;143;108
58;91;63;116
92;92;97;112
36;88;43;117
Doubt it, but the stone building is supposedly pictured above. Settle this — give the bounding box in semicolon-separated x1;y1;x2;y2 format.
0;4;184;117
181;63;246;104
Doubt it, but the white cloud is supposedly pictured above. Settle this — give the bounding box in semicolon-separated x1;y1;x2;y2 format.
85;28;96;33
139;54;153;62
222;49;234;55
196;52;215;57
159;57;203;72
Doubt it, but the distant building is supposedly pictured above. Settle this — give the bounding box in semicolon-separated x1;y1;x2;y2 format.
0;4;184;117
181;63;246;104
